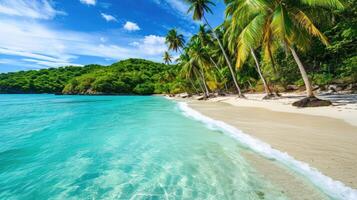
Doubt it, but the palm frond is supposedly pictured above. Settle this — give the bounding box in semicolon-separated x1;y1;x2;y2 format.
299;0;344;10
293;10;329;45
271;4;294;45
236;13;265;68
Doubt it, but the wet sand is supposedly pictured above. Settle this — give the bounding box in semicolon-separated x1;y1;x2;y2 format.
242;150;329;200
187;100;357;190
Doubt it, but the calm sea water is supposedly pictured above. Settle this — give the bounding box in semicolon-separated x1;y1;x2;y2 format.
0;95;289;199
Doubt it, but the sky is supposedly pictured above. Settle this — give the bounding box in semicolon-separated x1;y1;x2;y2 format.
0;0;226;72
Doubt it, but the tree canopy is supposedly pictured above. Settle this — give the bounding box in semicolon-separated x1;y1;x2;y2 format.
1;0;356;98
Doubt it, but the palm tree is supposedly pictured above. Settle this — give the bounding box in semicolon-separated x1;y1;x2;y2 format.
186;0;244;97
165;29;185;53
272;0;342;104
192;27;226;88
226;0;343;105
163;51;172;65
197;25;212;46
195;25;221;72
179;51;208;96
225;0;273;97
187;38;212;97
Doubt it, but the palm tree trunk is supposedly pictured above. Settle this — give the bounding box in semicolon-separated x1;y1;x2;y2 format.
209;57;227;93
194;69;207;96
289;46;314;97
250;48;272;95
209;57;220;71
199;68;210;97
197;80;205;95
188;78;199;94
196;75;205;95
203;16;243;97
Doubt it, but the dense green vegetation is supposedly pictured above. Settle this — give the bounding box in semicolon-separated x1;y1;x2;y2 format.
0;0;355;100
162;0;356;106
0;65;100;94
62;59;179;95
0;59;180;95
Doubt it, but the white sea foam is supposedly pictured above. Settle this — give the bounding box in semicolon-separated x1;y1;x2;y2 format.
177;102;357;200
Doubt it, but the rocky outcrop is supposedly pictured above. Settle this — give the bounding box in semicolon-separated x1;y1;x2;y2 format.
292;96;332;107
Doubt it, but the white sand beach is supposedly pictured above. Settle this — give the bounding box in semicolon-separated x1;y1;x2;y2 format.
174;93;357;190
206;93;357;126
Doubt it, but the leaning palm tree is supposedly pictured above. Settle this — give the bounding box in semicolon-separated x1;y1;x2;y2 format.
186;0;244;97
195;25;221;72
163;51;172;65
192;29;224;82
225;0;273;98
272;0;343;106
227;0;343;106
187;38;213;97
165;29;185;53
179;51;207;96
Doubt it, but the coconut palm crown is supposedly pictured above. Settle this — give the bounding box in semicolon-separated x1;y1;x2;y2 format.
225;0;344;98
186;0;215;21
186;0;244;96
165;29;185;53
163;51;172;65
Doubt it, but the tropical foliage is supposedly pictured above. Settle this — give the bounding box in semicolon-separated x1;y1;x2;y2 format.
0;59;182;95
0;0;356;99
0;65;100;94
163;0;356;100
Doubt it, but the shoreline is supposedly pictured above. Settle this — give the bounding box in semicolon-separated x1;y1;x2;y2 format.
172;93;357;198
201;93;357;127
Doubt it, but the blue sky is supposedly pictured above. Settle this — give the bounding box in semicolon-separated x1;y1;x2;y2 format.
0;0;226;72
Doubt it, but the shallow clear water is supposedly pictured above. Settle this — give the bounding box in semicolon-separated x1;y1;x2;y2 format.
0;95;289;199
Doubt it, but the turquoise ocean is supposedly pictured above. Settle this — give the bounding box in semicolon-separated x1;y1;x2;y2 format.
0;95;355;199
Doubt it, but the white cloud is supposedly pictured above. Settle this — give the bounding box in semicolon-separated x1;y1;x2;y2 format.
101;13;117;22
0;58;44;70
152;0;193;22
143;35;165;45
139;35;167;55
0;19;167;69
0;0;65;19
22;59;83;68
129;42;140;47
79;0;96;6
123;21;140;31
0;59;18;64
165;0;188;14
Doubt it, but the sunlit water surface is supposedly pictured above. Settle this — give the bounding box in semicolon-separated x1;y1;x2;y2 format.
0;95;290;199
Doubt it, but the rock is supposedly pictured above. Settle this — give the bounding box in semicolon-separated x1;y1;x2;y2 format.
346;84;353;90
195;95;206;100
216;90;226;96
262;93;277;100
286;85;299;91
312;85;320;91
319;85;327;91
328;84;344;92
208;93;216;98
346;83;357;91
177;93;189;98
292;96;332;107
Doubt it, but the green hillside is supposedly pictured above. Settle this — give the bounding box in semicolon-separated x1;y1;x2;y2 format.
0;59;181;95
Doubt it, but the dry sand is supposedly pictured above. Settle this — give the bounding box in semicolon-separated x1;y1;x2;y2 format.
178;93;357;190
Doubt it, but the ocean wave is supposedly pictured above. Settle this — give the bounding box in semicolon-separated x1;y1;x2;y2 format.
177;102;357;200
